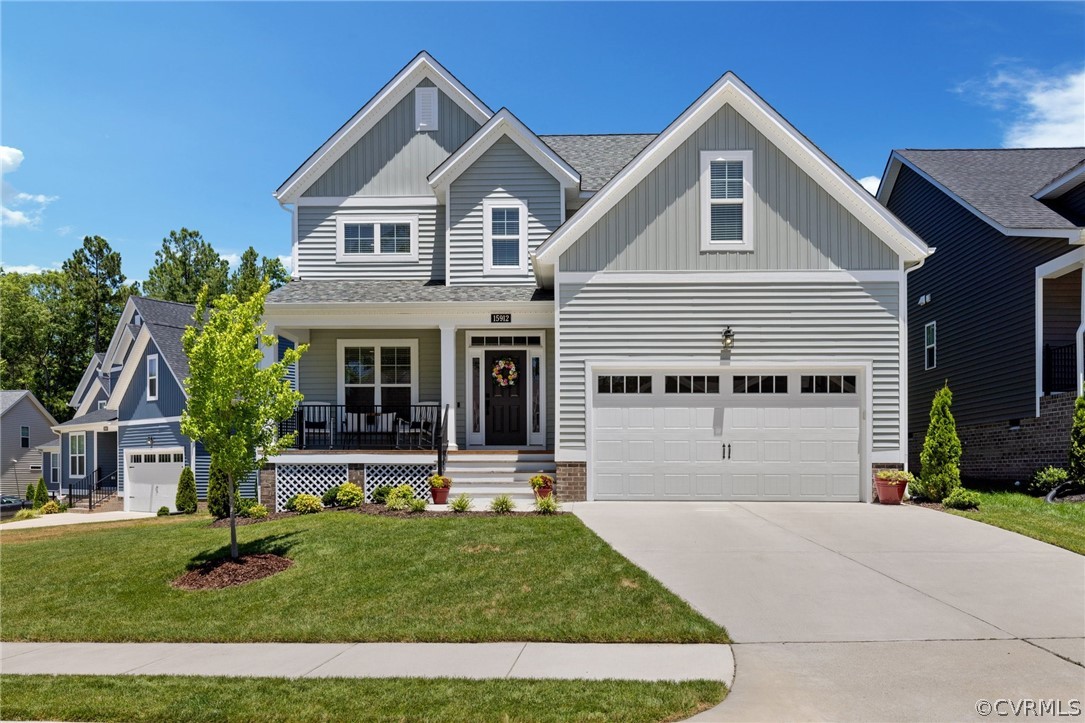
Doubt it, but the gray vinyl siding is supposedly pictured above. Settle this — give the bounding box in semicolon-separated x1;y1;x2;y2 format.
1043;271;1081;348
1050;182;1085;226
560;104;898;272
448;137;562;285
0;398;54;495
118;340;186;421
557;279;901;453
886;165;1077;432
303;79;481;198
298;329;441;404
295;204;444;280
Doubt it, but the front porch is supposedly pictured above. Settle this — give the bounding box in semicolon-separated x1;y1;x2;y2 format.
1037;250;1084;401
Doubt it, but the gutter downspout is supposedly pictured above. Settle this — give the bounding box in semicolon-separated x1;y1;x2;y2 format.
1077;262;1084;397
901;250;932;483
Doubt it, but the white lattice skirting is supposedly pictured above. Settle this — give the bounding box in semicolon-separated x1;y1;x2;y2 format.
275;464;348;512
364;464;436;502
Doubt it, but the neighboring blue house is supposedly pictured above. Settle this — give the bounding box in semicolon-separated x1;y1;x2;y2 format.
52;296;259;511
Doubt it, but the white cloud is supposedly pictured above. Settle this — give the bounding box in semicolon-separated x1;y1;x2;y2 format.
961;67;1085;148
0;146;24;174
1;262;61;274
1;206;32;227
278;255;293;274
56;225;73;237
220;252;241;268
858;176;880;195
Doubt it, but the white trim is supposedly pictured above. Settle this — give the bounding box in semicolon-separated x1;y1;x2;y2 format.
265;304;554;330
146;354;160;401
270;452;438;465
556;270;902;285
1035;163;1085;200
296;195;439;208
117;415;183;427
75;379;105;417
463;330;547;449
69;431;87;479
122;446;187;514
335;215;419;263
924;321;937;371
1035;246;1085;278
335;338;420;407
536;73;931;268
700;149;754;252
414;86;438;131
1034;247;1085;415
275;52;493;203
107;327;187;410
439;323;458;450
50;451;59;485
482;199;529;275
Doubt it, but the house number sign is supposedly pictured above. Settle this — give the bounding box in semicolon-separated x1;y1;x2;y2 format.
491;313;512;323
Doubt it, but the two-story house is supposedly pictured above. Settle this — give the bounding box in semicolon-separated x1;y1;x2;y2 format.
261;52;931;509
0;390;58;497
52;296;258;512
879;148;1085;482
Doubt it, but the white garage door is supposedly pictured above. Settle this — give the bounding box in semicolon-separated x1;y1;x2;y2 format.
592;371;862;501
126;449;185;512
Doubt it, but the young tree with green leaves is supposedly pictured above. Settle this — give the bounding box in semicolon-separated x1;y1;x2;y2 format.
175;467;198;514
1067;387;1085;482
229;247;290;302
916;384;963;502
144;228;229;303
181;283;305;559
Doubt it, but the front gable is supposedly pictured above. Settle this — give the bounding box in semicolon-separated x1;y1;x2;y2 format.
117;338;186;421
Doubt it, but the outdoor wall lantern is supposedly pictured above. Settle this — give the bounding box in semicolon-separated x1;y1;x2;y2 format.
722;326;735;351
146;436;155;448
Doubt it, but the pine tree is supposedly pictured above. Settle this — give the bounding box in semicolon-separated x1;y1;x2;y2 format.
228;247;290;302
206;461;232;520
175;467;198;514
25;484;34;503
33;477;50;508
143;228;229;303
917;384;962;502
1067;387;1085;482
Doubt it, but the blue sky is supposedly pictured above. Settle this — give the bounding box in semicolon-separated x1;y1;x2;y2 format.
3;2;1083;281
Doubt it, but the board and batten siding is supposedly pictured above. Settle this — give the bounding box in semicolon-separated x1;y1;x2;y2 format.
296;204;444;280
557;279;901;453
302;79;481;198
886;165;1076;431
560;104;898;273
298;329;442;404
118;340;186;421
448;137;562;285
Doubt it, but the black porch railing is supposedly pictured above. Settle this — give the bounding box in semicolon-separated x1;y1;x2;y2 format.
279;404;441;451
1043;343;1078;395
68;467;119;510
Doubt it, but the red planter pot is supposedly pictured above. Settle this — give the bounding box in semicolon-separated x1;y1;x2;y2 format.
431;486;450;504
875;480;906;505
534;485;553;499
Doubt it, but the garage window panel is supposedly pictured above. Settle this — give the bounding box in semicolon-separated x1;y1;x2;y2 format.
801;375;857;394
598;375;652;394
665;375;719;394
733;375;788;394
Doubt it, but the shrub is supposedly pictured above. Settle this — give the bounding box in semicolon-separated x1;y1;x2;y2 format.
490;494;515;514
241;503;268;519
335;482;364;508
386;497;410;511
942;487;981;510
207;462;238;520
1030;466;1068;497
12;509;38;521
875;469;914;486
534;494;559;515
427;474;451;489
913;385;962;502
449;493;473;513
24;484;34;503
371;486;393;505
1069;390;1085;483
156;506;170;517
386;485;415;504
529;473;554;490
175;467;198;514
40;500;61;515
321;485;343;507
284;494;300;512
292;493;322;514
408;497;428;514
33;478;49;509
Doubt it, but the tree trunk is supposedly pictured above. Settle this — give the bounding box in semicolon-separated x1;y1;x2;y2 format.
228;473;239;560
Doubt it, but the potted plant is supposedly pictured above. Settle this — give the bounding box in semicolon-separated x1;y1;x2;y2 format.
428;473;452;504
874;469;913;505
530;473;555;499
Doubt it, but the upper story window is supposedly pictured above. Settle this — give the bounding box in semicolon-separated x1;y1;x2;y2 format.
146;354;159;401
925;321;937;370
336;215;419;263
415;87;438;131
701;150;753;251
20;426;29;448
483;199;528;275
97;400;107;410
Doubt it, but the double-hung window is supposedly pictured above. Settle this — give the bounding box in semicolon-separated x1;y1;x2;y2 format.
339;340;418;418
483;199;528;274
925;321;937;370
69;432;86;478
146;354;159;401
51;452;58;484
336;216;419;262
20;426;29;448
701;150;753;251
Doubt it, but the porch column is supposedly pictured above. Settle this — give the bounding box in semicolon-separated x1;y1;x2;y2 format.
261;321;277;370
440;322;458;450
1078;265;1084;395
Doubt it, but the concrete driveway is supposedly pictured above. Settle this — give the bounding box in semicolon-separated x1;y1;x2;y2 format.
572;502;1084;722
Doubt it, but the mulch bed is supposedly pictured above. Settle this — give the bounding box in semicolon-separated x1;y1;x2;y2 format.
904;500;945;511
172;553;293;590
1051;492;1085;503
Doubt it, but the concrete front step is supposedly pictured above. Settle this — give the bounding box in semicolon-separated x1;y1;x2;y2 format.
67;496;124;514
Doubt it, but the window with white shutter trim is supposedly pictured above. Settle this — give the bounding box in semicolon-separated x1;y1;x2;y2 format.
415;87;438;131
701;150;753;251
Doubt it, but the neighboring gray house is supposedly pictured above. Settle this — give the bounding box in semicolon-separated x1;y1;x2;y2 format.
878;148;1085;482
0;390;58;497
261;51;930;508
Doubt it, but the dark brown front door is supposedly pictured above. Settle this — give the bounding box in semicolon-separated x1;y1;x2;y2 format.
485;350;526;446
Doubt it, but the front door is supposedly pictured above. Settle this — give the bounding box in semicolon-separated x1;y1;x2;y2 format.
485;350;527;446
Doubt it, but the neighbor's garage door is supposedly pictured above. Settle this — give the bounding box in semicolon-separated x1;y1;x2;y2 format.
126;449;185;512
592;371;861;501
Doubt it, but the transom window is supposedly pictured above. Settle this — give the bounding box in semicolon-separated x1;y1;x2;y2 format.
801;375;857;394
69;432;86;477
925;321;937;370
701;150;753;251
336;216;418;262
470;336;542;347
733;375;788;394
146;354;159;401
483;199;528;274
598;375;652;394
20;426;29;448
665;375;720;394
340;341;416;415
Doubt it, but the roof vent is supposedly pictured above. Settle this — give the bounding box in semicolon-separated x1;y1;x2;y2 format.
133;312;142;325
415;87;438;132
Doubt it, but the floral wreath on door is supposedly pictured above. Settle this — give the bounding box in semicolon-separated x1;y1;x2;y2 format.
491;357;518;387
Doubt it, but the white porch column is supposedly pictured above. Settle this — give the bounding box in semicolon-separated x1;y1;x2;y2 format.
1078;265;1084;396
439;322;458;450
261;321;278;370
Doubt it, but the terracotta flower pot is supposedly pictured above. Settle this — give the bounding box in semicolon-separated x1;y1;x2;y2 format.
534;485;553;499
875;480;905;505
431;486;450;504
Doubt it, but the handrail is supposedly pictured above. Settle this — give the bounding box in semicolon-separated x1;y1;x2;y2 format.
438;403;450;476
279;403;441;451
1043;342;1077;395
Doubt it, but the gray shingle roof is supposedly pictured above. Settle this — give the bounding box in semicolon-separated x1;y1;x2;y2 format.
267;280;553;304
130;297;196;385
540;134;657;192
897;148;1085;230
57;407;118;427
0;390;29;415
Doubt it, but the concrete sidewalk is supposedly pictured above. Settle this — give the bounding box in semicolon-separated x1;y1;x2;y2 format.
0;642;734;683
1;511;156;530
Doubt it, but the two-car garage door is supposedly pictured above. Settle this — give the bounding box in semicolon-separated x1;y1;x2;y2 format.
592;370;862;501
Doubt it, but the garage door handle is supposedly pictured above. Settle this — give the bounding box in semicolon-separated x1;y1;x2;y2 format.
722;443;731;460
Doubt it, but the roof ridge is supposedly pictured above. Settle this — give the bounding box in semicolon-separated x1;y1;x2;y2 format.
540;132;658;138
133;295;196;309
900;147;1085;152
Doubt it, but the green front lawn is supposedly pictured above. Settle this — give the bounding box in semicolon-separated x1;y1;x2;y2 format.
946;491;1085;555
0;511;727;643
0;675;727;723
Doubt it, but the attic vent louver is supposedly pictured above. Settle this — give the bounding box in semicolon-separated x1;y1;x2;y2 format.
133;313;142;325
415;87;438;132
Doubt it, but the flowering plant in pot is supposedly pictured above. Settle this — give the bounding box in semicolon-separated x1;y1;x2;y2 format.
529;473;555;499
874;469;913;505
428;474;452;504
